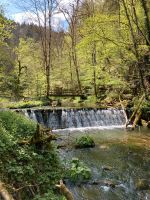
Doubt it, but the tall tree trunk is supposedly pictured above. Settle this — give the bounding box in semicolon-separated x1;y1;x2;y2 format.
121;0;147;93
72;45;82;94
140;0;150;45
92;43;97;97
69;51;73;84
46;66;50;98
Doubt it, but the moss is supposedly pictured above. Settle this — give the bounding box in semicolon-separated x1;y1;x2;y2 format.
75;135;95;148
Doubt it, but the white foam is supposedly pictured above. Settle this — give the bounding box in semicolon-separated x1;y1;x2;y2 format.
53;125;125;133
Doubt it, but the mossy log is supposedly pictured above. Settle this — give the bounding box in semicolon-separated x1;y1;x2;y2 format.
126;94;145;129
131;111;142;130
56;180;74;200
0;182;14;200
18;124;56;149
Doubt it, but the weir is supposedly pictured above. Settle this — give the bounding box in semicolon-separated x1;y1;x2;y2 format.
18;108;126;129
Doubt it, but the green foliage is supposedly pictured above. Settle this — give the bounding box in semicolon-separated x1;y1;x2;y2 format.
0;11;13;46
33;191;66;200
75;135;95;148
0;99;50;109
0;111;63;199
8;100;46;109
1;0;150;106
0;111;36;138
1;73;28;99
68;158;91;183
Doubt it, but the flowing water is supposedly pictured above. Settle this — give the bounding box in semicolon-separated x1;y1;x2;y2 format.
19;108;150;200
56;128;150;200
20;108;126;129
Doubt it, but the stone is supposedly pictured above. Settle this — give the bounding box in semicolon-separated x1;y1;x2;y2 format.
99;145;109;150
141;119;148;127
135;179;149;190
102;165;113;171
147;121;150;128
103;180;116;188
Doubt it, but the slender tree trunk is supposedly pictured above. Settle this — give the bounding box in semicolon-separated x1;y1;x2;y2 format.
69;51;73;84
140;0;150;45
121;0;147;93
92;43;97;97
46;66;50;98
72;45;82;94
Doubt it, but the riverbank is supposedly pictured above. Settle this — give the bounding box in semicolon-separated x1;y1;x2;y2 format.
0;110;65;200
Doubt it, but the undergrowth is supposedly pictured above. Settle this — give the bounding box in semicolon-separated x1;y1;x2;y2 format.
0;110;64;200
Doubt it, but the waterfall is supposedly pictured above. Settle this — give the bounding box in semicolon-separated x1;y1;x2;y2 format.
18;108;126;130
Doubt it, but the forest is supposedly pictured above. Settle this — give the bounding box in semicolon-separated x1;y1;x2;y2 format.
0;0;150;200
0;0;149;106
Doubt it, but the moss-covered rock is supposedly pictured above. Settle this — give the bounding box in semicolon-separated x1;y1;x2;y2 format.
75;135;95;148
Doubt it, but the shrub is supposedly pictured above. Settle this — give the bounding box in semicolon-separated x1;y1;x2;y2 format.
69;158;91;183
0;110;36;139
75;135;95;148
0;110;63;199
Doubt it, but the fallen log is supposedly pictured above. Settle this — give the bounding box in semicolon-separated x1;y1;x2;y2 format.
131;111;142;130
18;135;56;146
56;180;74;200
18;124;56;149
0;182;14;200
126;94;145;129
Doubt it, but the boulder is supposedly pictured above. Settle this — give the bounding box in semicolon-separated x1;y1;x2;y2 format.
147;121;150;128
102;165;113;171
135;179;149;190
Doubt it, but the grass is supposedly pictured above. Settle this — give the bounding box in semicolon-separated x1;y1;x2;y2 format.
0;97;50;109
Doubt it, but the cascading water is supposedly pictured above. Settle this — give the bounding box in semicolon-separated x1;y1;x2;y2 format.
19;108;126;129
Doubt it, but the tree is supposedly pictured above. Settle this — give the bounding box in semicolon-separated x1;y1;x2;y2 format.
0;9;12;46
60;0;83;94
15;0;60;98
140;0;150;45
15;38;45;98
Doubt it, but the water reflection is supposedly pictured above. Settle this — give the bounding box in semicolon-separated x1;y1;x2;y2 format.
57;128;150;200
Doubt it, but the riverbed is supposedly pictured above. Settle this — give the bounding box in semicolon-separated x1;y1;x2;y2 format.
56;127;150;200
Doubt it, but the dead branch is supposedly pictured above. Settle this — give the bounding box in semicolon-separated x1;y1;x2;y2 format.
56;180;74;200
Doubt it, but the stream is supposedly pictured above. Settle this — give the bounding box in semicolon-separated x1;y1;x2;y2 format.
55;127;150;200
19;108;150;200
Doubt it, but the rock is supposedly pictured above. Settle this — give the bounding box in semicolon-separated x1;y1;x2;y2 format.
135;179;149;190
99;145;109;150
102;165;113;171
103;180;116;188
141;119;148;127
88;179;118;188
75;136;95;149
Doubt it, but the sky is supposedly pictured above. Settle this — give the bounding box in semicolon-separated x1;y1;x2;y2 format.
1;0;72;30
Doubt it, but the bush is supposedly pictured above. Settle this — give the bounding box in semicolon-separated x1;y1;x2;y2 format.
0;110;63;200
75;135;95;148
0;110;36;139
69;158;91;183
